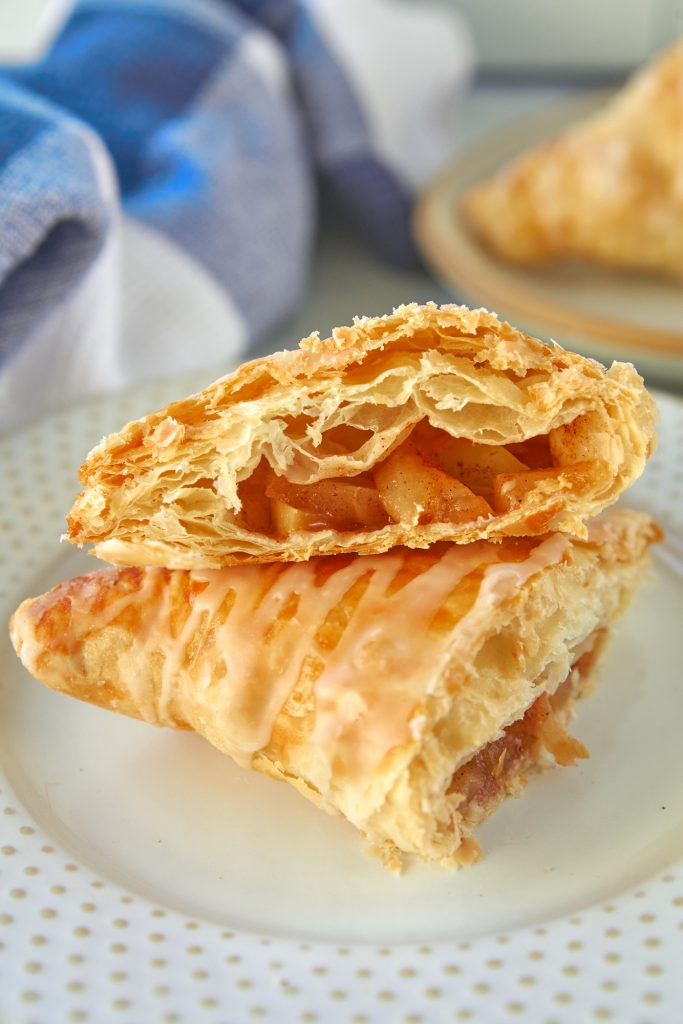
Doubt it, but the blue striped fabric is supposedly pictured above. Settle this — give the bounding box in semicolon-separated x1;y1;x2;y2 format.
0;0;418;371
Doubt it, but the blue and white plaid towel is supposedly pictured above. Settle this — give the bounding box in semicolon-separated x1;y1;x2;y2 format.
0;0;472;431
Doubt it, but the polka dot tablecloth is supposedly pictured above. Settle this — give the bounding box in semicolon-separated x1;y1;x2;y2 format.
1;377;682;1024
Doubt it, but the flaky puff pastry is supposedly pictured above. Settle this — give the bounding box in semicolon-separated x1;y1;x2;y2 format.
11;508;659;870
66;303;656;569
461;42;683;279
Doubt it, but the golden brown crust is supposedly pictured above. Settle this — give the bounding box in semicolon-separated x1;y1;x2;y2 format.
11;508;659;868
461;42;683;278
65;303;656;568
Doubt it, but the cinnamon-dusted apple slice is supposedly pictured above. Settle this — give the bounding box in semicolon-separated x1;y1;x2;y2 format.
11;509;660;870
65;303;656;569
461;41;683;279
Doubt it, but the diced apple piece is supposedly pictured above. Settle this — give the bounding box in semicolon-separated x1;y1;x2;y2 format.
271;499;320;537
412;423;528;501
266;476;390;532
492;461;595;514
374;444;492;526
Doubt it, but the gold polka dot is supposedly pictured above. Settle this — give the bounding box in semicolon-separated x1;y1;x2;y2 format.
418;946;432;955
593;1009;612;1020
20;826;35;835
148;933;165;943
10;888;26;899
69;1013;87;1023
643;938;661;949
270;961;284;971
154;986;169;997
639;913;656;923
192;969;209;981
150;958;166;969
112;999;129;1011
455;1012;472;1021
152;909;166;918
0;915;13;926
30;936;47;947
226;955;241;964
41;846;54;854
329;990;346;1001
473;983;490;995
187;945;203;955
24;866;39;876
603;953;621;964
604;928;621;938
281;984;299;997
236;979;253;990
40;909;56;919
112;919;128;929
109;971;127;983
185;921;198;930
51;886;66;896
377;991;395;1002
662;874;675;883
528;951;544;961
120;897;133;905
443;964;460;975
642;993;661;1005
486;959;503;969
1;846;16;855
518;976;536;988
554;993;572;1005
567;940;583;951
563;965;580;977
68;955;84;966
24;962;43;974
4;807;16;815
110;944;127;955
399;967;416;978
424;987;442;999
355;968;370;979
673;896;683;907
221;931;234;940
507;1003;524;1015
602;904;616;913
67;982;84;993
64;864;78;873
163;1015;179;1024
534;927;547;936
645;965;662;976
351;1016;367;1024
91;881;104;889
21;991;40;1004
201;998;218;1009
300;1014;318;1023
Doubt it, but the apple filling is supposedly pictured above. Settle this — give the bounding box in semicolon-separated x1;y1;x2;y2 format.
236;420;593;537
450;640;602;827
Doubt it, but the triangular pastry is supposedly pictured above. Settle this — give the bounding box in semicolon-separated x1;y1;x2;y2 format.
461;42;683;278
11;508;659;870
66;303;656;568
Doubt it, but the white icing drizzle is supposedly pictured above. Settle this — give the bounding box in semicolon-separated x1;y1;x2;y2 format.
20;535;569;792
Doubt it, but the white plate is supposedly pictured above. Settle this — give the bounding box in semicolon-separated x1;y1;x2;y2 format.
414;91;683;390
1;377;683;1023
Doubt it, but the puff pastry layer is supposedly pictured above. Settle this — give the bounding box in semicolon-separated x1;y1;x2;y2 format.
461;42;683;278
66;303;656;568
12;508;659;869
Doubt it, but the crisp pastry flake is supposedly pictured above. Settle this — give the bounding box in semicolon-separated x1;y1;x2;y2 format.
65;303;656;568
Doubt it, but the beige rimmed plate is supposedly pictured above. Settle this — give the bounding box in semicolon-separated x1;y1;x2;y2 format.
415;91;683;388
1;376;683;1024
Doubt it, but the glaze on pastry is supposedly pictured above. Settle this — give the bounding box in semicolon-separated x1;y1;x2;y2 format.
65;303;656;568
11;508;659;870
461;42;683;279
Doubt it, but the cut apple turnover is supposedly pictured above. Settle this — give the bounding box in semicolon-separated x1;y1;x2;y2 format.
11;508;659;870
65;303;656;569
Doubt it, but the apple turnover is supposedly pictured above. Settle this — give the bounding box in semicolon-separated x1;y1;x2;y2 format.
11;508;659;870
461;42;683;278
66;303;656;568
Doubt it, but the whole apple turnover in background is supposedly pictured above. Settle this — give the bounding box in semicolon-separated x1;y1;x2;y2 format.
461;41;683;280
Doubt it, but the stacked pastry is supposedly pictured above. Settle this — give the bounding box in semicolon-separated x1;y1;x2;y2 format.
10;303;660;870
